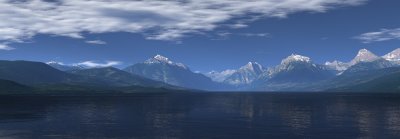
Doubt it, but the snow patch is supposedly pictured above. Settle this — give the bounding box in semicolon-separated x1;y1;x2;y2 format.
145;54;188;69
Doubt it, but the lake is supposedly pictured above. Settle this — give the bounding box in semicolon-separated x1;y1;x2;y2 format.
0;92;400;139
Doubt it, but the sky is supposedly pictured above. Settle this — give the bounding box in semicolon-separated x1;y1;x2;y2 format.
0;0;400;72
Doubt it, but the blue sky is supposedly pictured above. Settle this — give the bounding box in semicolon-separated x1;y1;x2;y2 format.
0;0;400;72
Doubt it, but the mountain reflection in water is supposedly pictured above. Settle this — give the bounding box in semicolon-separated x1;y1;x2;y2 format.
0;92;400;139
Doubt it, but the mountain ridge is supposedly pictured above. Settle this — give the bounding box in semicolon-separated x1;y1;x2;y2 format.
124;55;227;90
2;48;400;92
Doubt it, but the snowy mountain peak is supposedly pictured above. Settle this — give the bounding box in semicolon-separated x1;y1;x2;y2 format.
241;62;263;71
247;61;259;65
145;54;187;69
281;54;311;65
358;48;369;54
383;48;400;62
356;49;377;58
325;60;340;65
145;54;173;64
325;60;350;71
222;62;265;85
153;54;172;64
350;49;380;65
205;69;236;82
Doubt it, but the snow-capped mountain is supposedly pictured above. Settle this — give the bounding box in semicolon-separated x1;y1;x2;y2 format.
265;54;335;83
223;62;265;85
325;49;387;73
383;48;400;64
350;49;381;65
144;54;188;69
339;49;394;73
47;61;84;71
281;54;311;64
205;69;236;82
250;54;335;91
124;55;223;90
325;60;350;72
270;54;312;74
343;59;394;74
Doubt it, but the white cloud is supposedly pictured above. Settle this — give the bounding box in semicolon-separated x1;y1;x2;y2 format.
216;32;233;38
215;32;269;40
0;0;366;43
228;23;249;29
73;61;122;68
0;44;14;50
240;33;270;37
85;40;107;45
355;28;400;43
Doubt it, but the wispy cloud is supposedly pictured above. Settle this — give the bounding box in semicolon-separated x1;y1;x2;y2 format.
85;40;107;45
0;44;14;50
73;61;122;68
240;33;270;37
215;32;270;40
227;23;249;29
355;28;400;43
0;0;366;44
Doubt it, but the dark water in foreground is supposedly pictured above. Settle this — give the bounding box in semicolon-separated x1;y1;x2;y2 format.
1;92;400;139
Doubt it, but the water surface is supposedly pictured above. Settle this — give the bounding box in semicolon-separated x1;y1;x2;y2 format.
0;92;400;139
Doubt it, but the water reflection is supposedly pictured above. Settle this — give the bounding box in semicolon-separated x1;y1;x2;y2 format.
0;93;400;139
385;106;400;137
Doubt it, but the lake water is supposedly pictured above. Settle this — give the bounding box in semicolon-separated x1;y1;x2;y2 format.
1;92;400;139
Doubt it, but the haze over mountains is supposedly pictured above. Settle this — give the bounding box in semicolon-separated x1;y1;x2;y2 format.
1;48;400;93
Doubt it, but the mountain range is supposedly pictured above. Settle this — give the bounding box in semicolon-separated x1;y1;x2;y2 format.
1;48;400;93
123;55;226;90
207;62;265;86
